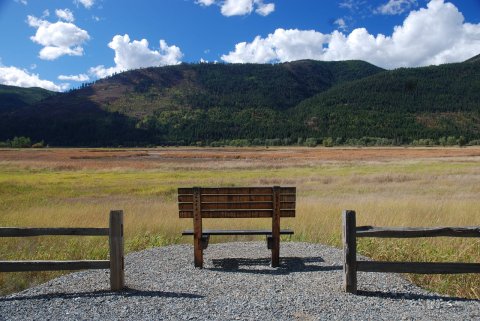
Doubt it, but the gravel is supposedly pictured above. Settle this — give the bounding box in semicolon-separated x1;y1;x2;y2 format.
1;242;479;321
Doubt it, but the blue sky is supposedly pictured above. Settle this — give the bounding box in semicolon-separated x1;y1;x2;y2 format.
0;0;479;91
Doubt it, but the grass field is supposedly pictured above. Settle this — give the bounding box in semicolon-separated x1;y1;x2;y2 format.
0;147;479;298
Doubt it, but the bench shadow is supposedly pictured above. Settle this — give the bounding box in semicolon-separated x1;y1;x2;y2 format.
209;256;341;275
0;286;203;302
357;290;479;302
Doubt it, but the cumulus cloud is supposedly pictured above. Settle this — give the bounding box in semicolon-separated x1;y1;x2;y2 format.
0;65;67;91
58;73;89;82
27;15;90;60
221;0;254;16
222;29;328;63
74;0;94;9
89;34;183;78
55;8;75;22
376;0;417;15
255;1;275;16
195;0;275;17
222;0;480;69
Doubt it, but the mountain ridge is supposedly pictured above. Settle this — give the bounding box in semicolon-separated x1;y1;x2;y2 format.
0;56;479;146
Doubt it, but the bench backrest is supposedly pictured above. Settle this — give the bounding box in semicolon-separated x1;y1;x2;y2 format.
178;186;296;218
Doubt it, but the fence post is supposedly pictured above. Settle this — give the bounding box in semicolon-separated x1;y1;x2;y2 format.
343;210;357;294
109;210;124;291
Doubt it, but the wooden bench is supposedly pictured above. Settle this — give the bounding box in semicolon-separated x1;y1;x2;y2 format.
178;186;296;268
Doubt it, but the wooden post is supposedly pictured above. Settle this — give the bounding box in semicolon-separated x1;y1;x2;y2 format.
109;210;124;291
343;210;357;294
271;186;281;267
193;187;203;268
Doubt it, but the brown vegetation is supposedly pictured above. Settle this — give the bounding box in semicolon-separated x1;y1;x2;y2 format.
2;147;480;170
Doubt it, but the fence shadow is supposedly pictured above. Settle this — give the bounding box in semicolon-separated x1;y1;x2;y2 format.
0;287;204;302
357;290;479;302
209;256;341;275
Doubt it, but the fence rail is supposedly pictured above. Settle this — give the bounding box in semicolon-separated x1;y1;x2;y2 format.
0;228;110;237
0;260;111;272
356;226;480;238
342;210;480;294
0;210;124;291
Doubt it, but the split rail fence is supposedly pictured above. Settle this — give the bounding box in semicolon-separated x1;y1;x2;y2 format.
342;210;480;294
0;210;124;291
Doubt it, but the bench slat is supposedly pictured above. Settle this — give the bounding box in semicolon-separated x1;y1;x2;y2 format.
178;187;295;195
178;194;295;203
182;229;294;235
178;201;296;211
179;209;296;218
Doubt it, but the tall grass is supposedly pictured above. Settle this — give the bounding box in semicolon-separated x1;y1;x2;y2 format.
0;150;479;298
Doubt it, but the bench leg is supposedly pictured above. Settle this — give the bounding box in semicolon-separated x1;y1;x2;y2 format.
201;235;210;250
194;234;203;268
266;235;273;250
271;236;280;268
193;187;203;268
271;186;281;267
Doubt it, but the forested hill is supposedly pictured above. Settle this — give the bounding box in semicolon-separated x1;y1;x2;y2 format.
292;59;480;141
0;85;55;110
70;59;384;115
0;57;479;146
0;60;384;146
465;53;480;63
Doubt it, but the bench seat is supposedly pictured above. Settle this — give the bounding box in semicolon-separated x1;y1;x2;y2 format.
181;229;294;236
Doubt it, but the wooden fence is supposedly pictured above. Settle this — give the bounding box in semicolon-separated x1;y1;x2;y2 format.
0;210;124;291
342;210;480;294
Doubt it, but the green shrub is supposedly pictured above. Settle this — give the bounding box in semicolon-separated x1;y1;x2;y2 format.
323;137;334;147
10;136;31;148
304;137;317;147
32;141;45;148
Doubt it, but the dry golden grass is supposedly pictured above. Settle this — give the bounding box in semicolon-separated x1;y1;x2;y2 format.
0;147;479;298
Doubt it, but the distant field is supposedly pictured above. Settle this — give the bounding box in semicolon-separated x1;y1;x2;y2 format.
0;147;479;298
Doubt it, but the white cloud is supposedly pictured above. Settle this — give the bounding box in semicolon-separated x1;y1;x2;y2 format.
15;0;28;5
334;18;348;31
195;0;275;17
222;0;480;69
74;0;94;9
376;0;417;15
221;0;254;16
55;8;75;22
255;1;275;16
339;0;365;11
0;65;67;91
222;29;328;63
27;15;90;60
58;73;89;82
89;34;183;78
196;0;215;6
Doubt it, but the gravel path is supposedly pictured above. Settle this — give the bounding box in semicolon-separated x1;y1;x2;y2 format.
1;242;479;321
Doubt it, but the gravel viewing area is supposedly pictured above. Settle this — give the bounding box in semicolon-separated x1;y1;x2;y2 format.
1;242;479;321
